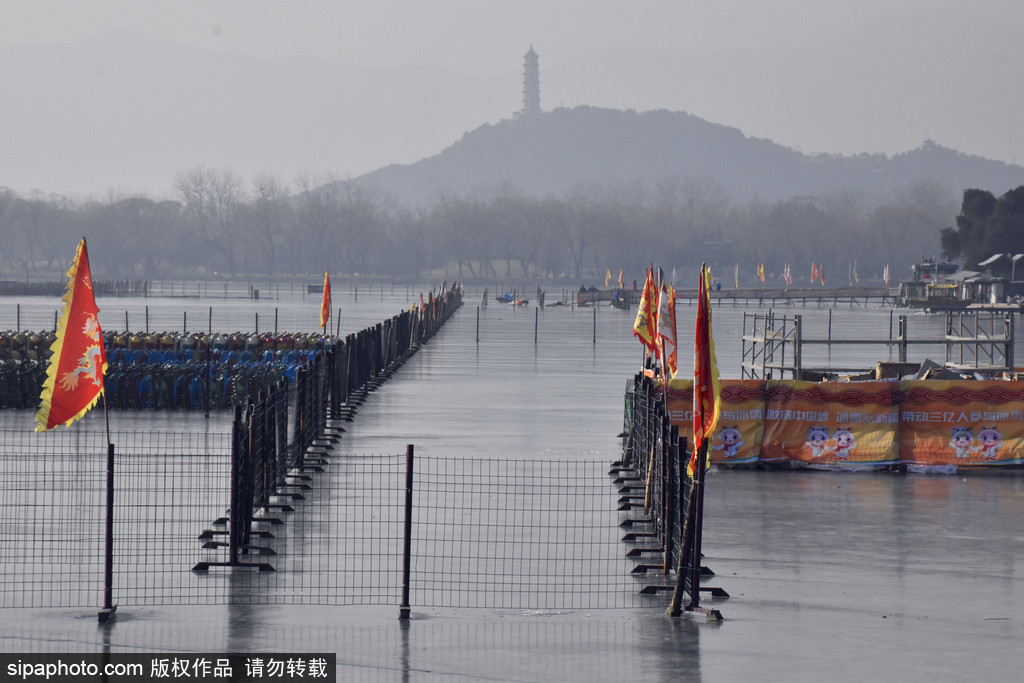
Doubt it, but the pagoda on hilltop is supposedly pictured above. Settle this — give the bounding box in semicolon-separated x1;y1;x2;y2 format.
520;46;540;116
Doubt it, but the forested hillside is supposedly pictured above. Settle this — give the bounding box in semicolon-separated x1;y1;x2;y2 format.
3;106;1023;286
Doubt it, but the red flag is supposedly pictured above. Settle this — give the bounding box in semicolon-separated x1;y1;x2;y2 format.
618;269;624;289
811;262;819;285
689;263;721;478
632;267;658;352
35;238;108;432
320;272;331;329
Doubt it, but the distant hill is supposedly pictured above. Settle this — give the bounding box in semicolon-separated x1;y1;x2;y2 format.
357;106;1024;206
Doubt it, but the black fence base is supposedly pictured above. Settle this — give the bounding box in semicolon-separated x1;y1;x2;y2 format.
191;562;275;572
199;529;276;540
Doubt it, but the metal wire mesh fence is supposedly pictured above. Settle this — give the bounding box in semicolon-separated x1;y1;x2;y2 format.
0;433;658;610
0;420;232;608
0;283;677;614
409;456;656;610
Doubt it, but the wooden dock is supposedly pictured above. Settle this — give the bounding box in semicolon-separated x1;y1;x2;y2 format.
577;286;897;308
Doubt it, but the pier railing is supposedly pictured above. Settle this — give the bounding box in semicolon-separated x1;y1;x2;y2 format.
195;285;464;570
742;310;1015;379
0;278;707;616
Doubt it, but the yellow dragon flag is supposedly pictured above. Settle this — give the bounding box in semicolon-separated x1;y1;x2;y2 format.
657;283;678;378
36;238;108;432
632;267;658;353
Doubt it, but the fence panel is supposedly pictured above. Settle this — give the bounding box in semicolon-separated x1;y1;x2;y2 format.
0;421;233;608
410;456;658;610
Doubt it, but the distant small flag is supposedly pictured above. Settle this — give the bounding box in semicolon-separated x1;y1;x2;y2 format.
36;238;108;432
811;262;820;285
819;265;826;286
883;264;891;287
734;264;739;289
320;272;331;328
757;263;766;283
605;269;612;288
618;269;624;289
784;264;792;287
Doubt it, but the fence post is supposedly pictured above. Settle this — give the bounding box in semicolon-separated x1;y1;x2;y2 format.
687;440;709;611
98;442;116;623
400;444;414;620
663;425;679;574
898;315;908;363
229;405;243;564
1006;313;1015;371
794;315;802;380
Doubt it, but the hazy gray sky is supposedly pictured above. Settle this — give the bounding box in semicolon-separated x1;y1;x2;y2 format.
1;1;910;71
2;0;1021;197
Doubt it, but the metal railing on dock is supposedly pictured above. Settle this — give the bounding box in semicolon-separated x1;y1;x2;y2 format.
742;310;1015;380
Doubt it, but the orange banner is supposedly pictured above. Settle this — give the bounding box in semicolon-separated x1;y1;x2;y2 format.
708;380;765;467
664;379;694;445
898;380;1024;470
760;380;898;469
665;379;763;466
657;378;1024;472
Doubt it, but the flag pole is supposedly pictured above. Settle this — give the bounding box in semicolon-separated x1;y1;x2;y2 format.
667;262;721;618
31;237;115;622
100;248;116;622
667;437;707;616
99;393;116;622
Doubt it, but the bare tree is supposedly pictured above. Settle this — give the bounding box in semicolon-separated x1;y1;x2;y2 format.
175;166;245;275
249;172;291;275
562;182;615;281
293;171;342;274
86;193;183;277
336;180;392;275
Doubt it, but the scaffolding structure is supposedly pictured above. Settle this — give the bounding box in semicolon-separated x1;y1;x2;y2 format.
741;311;1015;380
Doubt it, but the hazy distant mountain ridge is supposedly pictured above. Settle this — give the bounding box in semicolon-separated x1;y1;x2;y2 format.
359;106;1024;205
2;29;1022;204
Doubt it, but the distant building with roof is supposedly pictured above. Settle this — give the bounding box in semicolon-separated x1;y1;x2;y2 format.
977;253;1024;281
